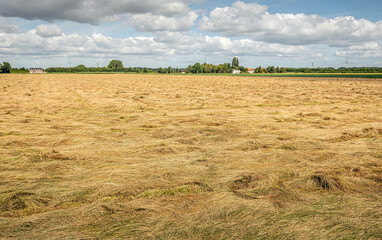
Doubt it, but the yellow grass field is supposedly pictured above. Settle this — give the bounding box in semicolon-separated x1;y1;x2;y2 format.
0;74;381;239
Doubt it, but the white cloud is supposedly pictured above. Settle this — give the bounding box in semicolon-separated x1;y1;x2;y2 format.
0;31;169;57
0;19;21;33
335;42;382;58
0;28;322;61
36;24;63;38
199;1;382;46
127;11;198;32
201;36;321;58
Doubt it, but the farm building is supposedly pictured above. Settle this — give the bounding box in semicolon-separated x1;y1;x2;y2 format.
29;68;45;74
232;69;241;74
248;68;254;74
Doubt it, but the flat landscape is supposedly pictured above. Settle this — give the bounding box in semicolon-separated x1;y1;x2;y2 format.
0;74;381;239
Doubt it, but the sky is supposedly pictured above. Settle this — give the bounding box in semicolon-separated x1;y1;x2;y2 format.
0;0;382;69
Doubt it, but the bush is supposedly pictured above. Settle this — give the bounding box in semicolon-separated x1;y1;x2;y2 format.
0;62;11;73
107;60;124;69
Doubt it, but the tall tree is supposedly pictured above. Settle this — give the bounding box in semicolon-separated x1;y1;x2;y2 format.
232;57;239;68
107;60;124;69
0;62;11;73
194;63;201;73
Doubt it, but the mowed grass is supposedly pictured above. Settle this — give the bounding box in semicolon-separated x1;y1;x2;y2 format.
0;74;381;239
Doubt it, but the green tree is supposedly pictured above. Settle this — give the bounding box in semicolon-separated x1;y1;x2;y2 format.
194;63;201;73
212;65;219;73
204;63;213;73
223;63;231;73
0;62;11;73
218;64;224;73
232;57;239;68
107;60;124;69
73;64;87;72
239;66;246;71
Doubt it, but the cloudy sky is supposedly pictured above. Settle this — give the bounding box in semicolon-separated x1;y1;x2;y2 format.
0;0;382;68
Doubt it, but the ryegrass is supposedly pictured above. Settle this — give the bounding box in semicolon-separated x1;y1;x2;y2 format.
0;74;381;239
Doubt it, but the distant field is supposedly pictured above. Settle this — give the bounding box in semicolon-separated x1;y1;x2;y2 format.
21;72;382;79
0;74;381;239
204;73;382;79
10;70;29;74
244;73;382;78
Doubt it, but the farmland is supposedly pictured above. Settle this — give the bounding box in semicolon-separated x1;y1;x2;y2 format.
0;74;381;239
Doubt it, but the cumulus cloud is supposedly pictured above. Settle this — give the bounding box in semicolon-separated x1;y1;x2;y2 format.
0;0;193;25
201;36;321;58
35;24;63;38
0;19;21;33
0;31;171;57
151;31;321;58
199;1;382;46
127;11;198;32
0;28;322;61
335;42;382;58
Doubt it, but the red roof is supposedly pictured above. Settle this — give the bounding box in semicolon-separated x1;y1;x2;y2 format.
248;68;254;71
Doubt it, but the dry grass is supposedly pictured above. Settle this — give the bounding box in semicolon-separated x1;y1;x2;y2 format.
0;74;381;239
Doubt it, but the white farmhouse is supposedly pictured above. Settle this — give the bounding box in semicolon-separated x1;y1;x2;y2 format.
29;68;45;74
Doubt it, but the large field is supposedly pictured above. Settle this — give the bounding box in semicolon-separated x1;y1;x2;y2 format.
0;74;381;239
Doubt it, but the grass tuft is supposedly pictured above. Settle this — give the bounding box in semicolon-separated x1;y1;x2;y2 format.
310;173;348;191
0;191;50;217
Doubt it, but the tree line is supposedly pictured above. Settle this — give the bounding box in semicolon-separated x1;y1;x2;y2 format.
272;67;382;74
45;59;248;74
3;59;382;74
45;66;153;73
45;60;155;73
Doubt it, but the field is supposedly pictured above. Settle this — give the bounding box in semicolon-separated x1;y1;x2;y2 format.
0;74;381;239
242;73;382;79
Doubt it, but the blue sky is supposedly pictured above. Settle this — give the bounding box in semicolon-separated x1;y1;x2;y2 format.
0;0;381;68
